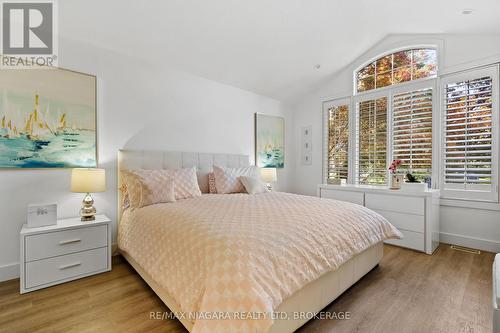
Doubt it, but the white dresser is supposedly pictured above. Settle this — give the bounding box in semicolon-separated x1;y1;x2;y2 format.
318;184;440;254
20;215;112;293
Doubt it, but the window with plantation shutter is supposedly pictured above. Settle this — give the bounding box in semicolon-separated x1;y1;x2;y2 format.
323;48;500;203
357;97;388;185
392;88;433;181
324;101;349;183
441;66;499;202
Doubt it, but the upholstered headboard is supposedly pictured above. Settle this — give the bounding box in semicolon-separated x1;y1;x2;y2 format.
117;150;250;221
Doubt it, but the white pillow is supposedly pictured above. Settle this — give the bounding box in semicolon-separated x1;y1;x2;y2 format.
240;176;268;195
213;165;258;194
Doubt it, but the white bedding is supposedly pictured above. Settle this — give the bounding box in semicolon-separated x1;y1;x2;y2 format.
118;192;401;333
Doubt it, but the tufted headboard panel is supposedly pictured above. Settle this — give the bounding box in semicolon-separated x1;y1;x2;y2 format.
117;150;250;221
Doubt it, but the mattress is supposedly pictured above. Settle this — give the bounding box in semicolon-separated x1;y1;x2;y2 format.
118;192;401;333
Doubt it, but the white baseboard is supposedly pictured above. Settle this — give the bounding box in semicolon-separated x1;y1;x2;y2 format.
440;232;500;253
0;263;19;282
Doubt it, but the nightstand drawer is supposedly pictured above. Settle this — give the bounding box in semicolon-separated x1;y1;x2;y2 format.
25;225;107;262
25;247;108;289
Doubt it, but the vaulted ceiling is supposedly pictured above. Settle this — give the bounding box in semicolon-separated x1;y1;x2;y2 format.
61;0;500;102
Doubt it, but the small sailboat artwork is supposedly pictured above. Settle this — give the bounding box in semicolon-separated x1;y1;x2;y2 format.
255;113;285;168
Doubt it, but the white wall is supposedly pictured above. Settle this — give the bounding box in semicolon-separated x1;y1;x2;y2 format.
0;38;294;281
292;34;500;253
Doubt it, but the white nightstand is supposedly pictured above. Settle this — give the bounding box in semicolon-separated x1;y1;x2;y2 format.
20;214;112;294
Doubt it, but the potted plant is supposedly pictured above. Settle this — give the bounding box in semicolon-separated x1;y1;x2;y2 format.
388;160;404;190
401;173;427;192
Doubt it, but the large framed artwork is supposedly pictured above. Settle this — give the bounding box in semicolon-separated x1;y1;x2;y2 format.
255;113;284;168
0;68;97;168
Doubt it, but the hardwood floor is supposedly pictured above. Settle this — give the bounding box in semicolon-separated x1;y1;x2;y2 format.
0;244;494;333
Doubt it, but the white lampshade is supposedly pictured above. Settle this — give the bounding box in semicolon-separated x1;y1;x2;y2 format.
71;168;106;193
260;168;277;183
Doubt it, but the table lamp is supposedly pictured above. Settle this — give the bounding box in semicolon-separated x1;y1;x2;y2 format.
71;168;106;221
260;168;277;191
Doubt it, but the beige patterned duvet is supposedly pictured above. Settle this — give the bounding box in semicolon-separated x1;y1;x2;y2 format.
118;192;401;333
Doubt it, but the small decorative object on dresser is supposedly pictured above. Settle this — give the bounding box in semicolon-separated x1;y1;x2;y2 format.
20;215;111;293
71;168;106;221
388;159;403;190
401;173;427;192
27;203;57;228
260;167;277;191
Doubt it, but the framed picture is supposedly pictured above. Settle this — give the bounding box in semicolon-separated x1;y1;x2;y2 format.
0;67;97;168
301;125;312;165
255;113;284;168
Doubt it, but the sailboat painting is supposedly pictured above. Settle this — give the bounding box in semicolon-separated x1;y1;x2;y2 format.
255;113;284;168
0;68;96;168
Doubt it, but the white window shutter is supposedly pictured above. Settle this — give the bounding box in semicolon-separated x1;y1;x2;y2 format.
325;103;349;182
356;97;388;185
392;88;433;181
441;65;499;202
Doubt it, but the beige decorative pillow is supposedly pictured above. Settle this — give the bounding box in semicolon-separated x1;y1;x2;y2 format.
140;176;176;207
208;172;217;194
119;183;130;209
240;176;268;195
121;171;143;208
213;165;258;194
121;170;176;208
168;167;202;199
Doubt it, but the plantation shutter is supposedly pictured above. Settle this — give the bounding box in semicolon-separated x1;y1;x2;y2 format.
442;66;499;202
357;97;387;185
392;88;433;181
326;104;349;182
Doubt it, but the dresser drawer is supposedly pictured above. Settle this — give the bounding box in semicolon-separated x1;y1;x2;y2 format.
373;209;424;233
25;225;108;262
365;193;424;215
320;189;364;205
384;229;425;252
25;247;108;289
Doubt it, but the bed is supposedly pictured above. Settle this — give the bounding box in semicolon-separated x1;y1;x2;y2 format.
117;150;401;333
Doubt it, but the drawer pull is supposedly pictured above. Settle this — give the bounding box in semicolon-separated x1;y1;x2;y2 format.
59;239;81;245
59;262;81;270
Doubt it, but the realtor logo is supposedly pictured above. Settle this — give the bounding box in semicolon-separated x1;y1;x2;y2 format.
1;0;58;68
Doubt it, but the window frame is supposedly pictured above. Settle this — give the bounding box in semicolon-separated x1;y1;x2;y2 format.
353;47;438;96
439;65;499;203
322;97;353;184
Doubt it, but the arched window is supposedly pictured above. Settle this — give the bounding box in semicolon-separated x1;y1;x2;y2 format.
325;45;499;203
356;48;437;93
